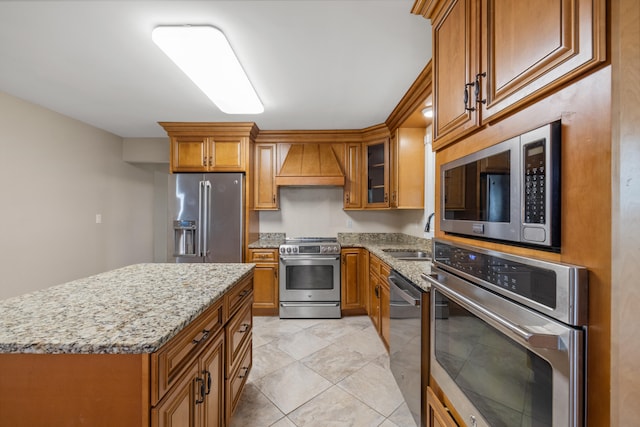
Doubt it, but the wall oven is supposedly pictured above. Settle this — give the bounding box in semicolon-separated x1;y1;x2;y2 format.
440;120;561;249
422;239;588;427
279;237;341;319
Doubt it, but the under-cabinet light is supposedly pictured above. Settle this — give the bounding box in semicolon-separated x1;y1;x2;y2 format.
422;106;433;118
152;25;263;114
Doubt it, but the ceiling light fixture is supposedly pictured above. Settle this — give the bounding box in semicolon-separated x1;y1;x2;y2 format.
152;25;263;114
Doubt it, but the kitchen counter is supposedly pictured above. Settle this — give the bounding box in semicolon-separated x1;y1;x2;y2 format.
248;232;432;291
338;233;432;291
0;262;254;354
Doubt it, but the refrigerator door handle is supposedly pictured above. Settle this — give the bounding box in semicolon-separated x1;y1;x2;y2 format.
202;180;212;257
198;180;205;257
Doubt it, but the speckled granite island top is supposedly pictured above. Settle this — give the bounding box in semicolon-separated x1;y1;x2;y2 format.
0;263;254;355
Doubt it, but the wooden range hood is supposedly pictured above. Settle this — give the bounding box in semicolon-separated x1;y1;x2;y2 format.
275;144;345;186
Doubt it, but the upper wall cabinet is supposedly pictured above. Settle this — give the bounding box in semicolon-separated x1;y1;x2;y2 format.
390;127;426;209
159;122;259;173
416;0;606;149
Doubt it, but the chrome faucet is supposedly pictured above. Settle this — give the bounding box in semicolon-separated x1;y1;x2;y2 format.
425;212;435;232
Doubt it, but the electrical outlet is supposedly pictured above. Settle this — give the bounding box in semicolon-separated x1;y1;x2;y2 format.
346;219;353;229
95;214;102;224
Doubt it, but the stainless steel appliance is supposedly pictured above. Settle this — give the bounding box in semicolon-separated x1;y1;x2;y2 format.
279;237;341;319
388;270;426;427
441;120;561;249
422;239;588;427
168;173;244;263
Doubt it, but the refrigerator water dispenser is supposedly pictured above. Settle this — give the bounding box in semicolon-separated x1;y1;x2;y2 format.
173;220;196;256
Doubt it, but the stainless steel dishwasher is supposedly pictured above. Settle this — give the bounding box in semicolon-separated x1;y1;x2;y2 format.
388;270;427;427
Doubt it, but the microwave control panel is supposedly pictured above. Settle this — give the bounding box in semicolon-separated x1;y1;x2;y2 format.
523;140;546;224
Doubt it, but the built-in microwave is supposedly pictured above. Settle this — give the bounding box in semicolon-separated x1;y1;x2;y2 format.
440;120;561;249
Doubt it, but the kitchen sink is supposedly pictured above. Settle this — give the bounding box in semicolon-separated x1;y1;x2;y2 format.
382;250;431;260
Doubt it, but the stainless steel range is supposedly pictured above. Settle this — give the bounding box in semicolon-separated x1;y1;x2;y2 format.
279;237;341;319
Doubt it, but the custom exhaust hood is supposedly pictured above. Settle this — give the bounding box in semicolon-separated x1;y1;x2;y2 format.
275;144;345;186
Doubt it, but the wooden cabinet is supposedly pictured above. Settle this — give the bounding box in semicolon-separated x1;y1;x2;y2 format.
341;248;367;315
253;143;278;209
368;253;390;350
159;122;258;173
343;143;362;209
426;387;459;427
423;0;606;149
390;127;426;209
248;249;279;315
171;135;247;172
363;139;390;208
152;330;225;427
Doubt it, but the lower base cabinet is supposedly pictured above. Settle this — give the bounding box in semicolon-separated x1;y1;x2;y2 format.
426;386;458;427
248;249;279;316
152;331;225;427
368;253;390;350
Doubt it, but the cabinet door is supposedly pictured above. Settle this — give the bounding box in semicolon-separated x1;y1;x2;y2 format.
341;249;366;314
254;143;278;209
153;362;199;427
368;272;381;331
432;0;480;147
252;264;278;314
363;139;389;208
481;0;606;122
210;136;245;171
199;332;225;427
426;387;458;427
344;143;362;209
393;128;426;209
171;136;209;172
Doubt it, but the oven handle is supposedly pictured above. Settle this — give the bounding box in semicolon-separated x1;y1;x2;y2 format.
279;256;340;262
387;275;421;306
423;273;560;350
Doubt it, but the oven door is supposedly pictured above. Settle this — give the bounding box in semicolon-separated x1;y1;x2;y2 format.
279;255;341;302
423;270;585;427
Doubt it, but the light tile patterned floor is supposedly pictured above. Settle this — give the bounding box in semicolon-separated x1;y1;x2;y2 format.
230;316;417;427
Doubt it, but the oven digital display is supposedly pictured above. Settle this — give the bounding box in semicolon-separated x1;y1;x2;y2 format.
434;242;557;309
298;246;321;254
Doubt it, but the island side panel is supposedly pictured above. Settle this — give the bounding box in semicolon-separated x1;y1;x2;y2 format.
0;353;150;427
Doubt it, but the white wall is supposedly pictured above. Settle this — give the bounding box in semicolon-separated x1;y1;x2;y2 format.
259;186;425;237
0;91;156;299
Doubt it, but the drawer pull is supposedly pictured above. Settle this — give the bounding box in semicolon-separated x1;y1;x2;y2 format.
195;377;205;404
239;323;250;333
192;329;210;345
239;289;250;298
204;370;212;395
238;366;249;379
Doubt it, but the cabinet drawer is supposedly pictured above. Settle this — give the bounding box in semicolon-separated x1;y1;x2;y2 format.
226;297;253;375
226;341;252;422
225;276;254;320
152;301;224;405
248;249;278;262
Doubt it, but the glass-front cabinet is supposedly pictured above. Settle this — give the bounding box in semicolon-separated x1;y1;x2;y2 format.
364;139;389;208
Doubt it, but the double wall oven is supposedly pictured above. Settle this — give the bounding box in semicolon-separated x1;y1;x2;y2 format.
423;239;588;427
279;237;341;319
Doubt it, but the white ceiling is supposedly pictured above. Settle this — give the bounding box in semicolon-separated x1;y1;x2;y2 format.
0;1;431;138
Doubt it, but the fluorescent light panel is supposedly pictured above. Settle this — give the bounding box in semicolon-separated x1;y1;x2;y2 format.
152;26;263;114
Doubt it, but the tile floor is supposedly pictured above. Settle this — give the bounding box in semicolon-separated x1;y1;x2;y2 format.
230;315;418;427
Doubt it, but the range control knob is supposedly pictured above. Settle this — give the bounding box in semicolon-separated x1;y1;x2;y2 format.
286;247;292;253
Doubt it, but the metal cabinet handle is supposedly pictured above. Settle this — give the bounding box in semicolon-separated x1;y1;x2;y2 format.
194;377;205;404
239;323;250;333
475;72;486;106
192;329;210;345
204;370;212;395
239;289;250;298
238;366;249;379
464;82;476;111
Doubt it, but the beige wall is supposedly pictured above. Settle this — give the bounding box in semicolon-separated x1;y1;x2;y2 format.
0;91;156;299
258;186;427;238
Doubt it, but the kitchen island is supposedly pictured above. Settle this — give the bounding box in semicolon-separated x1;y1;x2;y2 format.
0;263;255;426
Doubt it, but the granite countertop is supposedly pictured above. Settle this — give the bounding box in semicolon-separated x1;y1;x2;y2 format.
0;263;254;355
248;232;432;291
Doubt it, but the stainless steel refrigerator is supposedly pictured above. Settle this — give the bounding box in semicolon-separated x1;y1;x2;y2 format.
168;173;244;263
